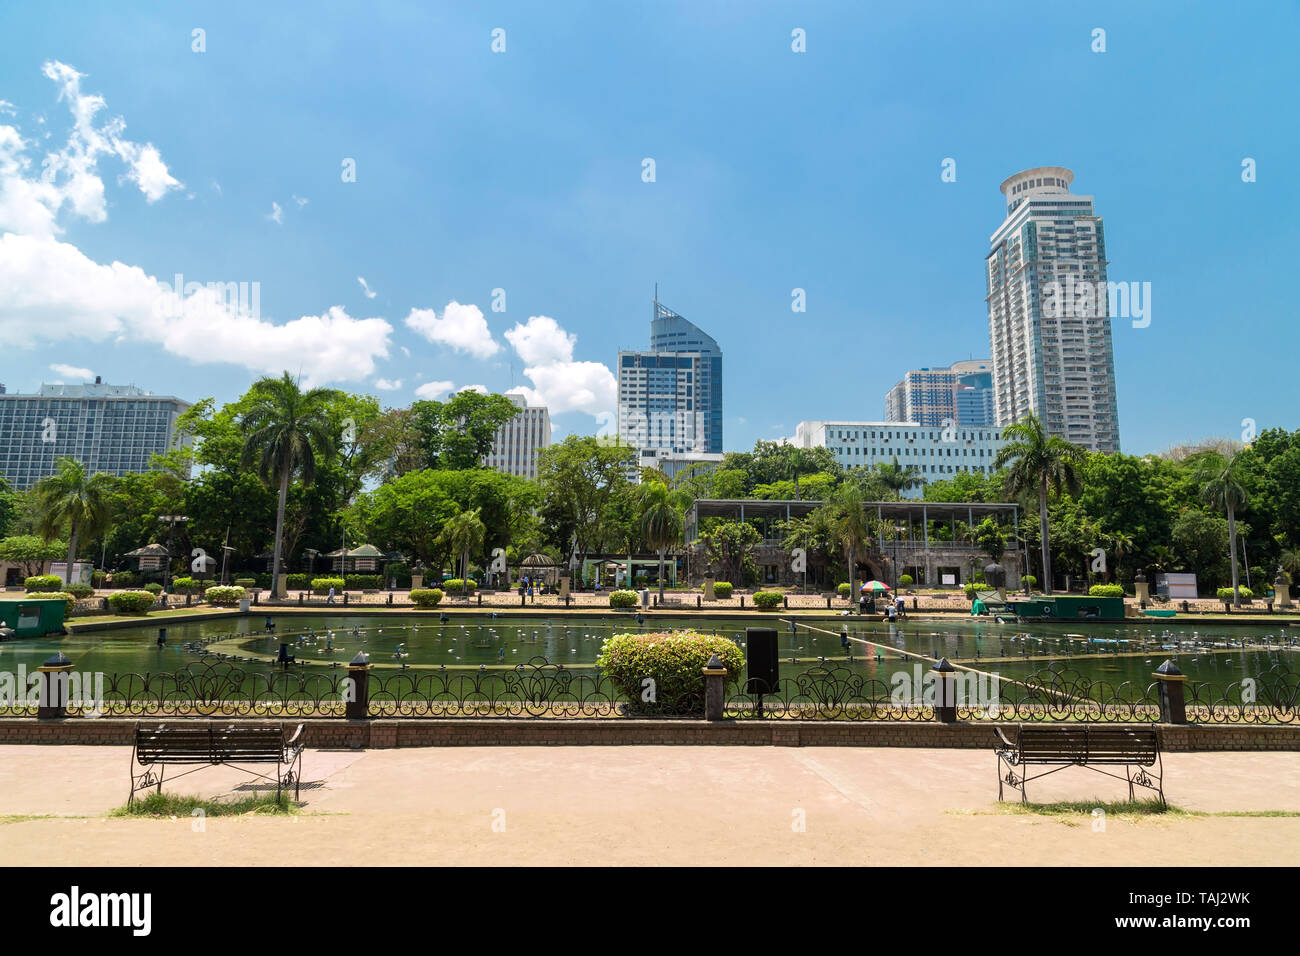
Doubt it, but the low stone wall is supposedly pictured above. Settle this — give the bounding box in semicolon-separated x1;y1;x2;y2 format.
1;718;1297;752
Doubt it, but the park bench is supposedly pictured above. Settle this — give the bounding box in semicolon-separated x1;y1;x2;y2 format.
993;725;1164;806
130;722;304;804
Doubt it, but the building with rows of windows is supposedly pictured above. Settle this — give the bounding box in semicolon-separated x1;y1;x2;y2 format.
885;359;994;428
482;392;551;481
794;420;1005;497
0;379;192;490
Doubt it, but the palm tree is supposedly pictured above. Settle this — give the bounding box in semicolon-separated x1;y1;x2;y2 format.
439;507;486;595
820;483;874;602
636;481;684;600
874;457;922;500
239;372;341;598
789;447;811;501
1278;549;1300;584
1199;451;1250;607
993;413;1086;595
1110;530;1134;584
33;457;114;586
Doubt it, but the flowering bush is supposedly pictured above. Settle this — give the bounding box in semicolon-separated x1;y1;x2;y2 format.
204;585;248;607
597;630;744;714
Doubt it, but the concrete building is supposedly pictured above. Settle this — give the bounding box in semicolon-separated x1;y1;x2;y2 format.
0;379;192;490
617;297;722;460
986;166;1120;452
885;360;994;427
795;420;1005;497
483;393;550;481
638;450;725;481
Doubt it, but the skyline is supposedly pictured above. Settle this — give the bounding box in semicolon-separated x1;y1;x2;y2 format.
1;2;1296;458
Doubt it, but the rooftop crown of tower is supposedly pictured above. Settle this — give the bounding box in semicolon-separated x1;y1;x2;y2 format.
999;166;1074;214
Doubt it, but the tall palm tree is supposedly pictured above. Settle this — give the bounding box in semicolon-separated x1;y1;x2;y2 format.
239;373;341;598
33;457;114;585
1278;549;1300;583
1109;530;1134;584
789;447;811;501
874;457;922;500
439;507;486;595
821;483;874;601
636;480;684;600
993;412;1085;595
1199;451;1250;607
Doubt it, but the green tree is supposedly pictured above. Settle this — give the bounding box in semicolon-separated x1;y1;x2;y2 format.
819;482;874;596
873;457;922;500
0;534;68;578
994;413;1086;595
636;480;685;599
439;507;486;593
32;457;115;584
238;373;342;597
407;391;523;470
696;518;761;585
536;436;635;562
1198;451;1250;606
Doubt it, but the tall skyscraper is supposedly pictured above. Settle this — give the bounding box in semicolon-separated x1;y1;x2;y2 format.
986;166;1120;452
483;393;550;481
617;297;722;458
885;360;993;427
0;379;192;490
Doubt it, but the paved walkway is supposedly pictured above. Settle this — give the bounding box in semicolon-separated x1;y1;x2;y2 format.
2;745;1298;865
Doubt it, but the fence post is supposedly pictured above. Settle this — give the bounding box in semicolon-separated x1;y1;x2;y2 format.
36;652;74;720
345;652;371;720
1153;659;1187;724
826;595;831;610
702;653;727;721
783;596;788;609
740;595;745;609
299;592;304;606
931;658;957;723
477;593;482;607
344;592;349;606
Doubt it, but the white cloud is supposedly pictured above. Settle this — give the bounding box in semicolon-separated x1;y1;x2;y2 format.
501;314;616;421
292;194;308;207
357;276;377;299
414;380;455;400
504;315;575;365
0;233;392;386
404;301;500;359
49;363;93;379
456;383;488;394
399;345;410;357
267;201;283;224
373;378;402;390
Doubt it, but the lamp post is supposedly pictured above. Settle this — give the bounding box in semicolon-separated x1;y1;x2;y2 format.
158;515;188;590
220;545;235;586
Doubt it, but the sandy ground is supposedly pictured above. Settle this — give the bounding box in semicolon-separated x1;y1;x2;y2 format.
2;744;1298;866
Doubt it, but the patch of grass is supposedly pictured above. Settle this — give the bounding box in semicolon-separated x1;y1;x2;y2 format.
0;813;57;825
112;791;297;818
964;799;1300;820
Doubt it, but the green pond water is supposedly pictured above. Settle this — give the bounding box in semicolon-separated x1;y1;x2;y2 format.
1;614;1296;689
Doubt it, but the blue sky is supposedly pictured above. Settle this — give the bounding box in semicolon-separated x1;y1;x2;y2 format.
1;1;1296;455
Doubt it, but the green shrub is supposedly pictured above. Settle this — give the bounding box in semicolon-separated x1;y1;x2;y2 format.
25;574;64;592
109;570;139;588
964;582;978;600
204;585;247;607
596;630;744;714
609;589;638;608
311;577;346;593
107;590;157;614
170;576;205;593
385;562;412;587
1021;575;1038;589
899;574;914;588
410;588;444;607
91;570;106;587
345;574;383;590
1216;586;1254;601
752;591;783;610
443;578;477;593
143;583;163;596
234;577;257;588
30;591;77;614
1088;584;1125;597
837;582;851;597
712;581;733;598
65;583;95;599
285;573;310;590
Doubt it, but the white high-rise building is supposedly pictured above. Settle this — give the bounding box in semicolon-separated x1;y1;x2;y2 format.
484;394;550;481
986;167;1120;452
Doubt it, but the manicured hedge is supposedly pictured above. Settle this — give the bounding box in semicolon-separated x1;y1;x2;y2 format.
1021;575;1038;589
899;574;914;588
234;577;258;588
596;630;744;714
311;577;346;593
609;589;638;608
1217;586;1254;601
443;578;477;593
170;577;205;593
108;571;139;588
752;591;783;610
285;573;310;590
712;581;733;599
24;575;63;592
837;583;851;597
34;591;78;615
143;583;163;596
1088;584;1125;597
108;590;158;614
204;585;247;607
345;574;384;590
65;583;95;599
410;588;445;607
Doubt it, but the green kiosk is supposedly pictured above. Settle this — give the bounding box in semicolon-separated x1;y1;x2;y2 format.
0;596;69;638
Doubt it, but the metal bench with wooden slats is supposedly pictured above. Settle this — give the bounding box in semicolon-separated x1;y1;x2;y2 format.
994;725;1164;806
130;722;304;804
